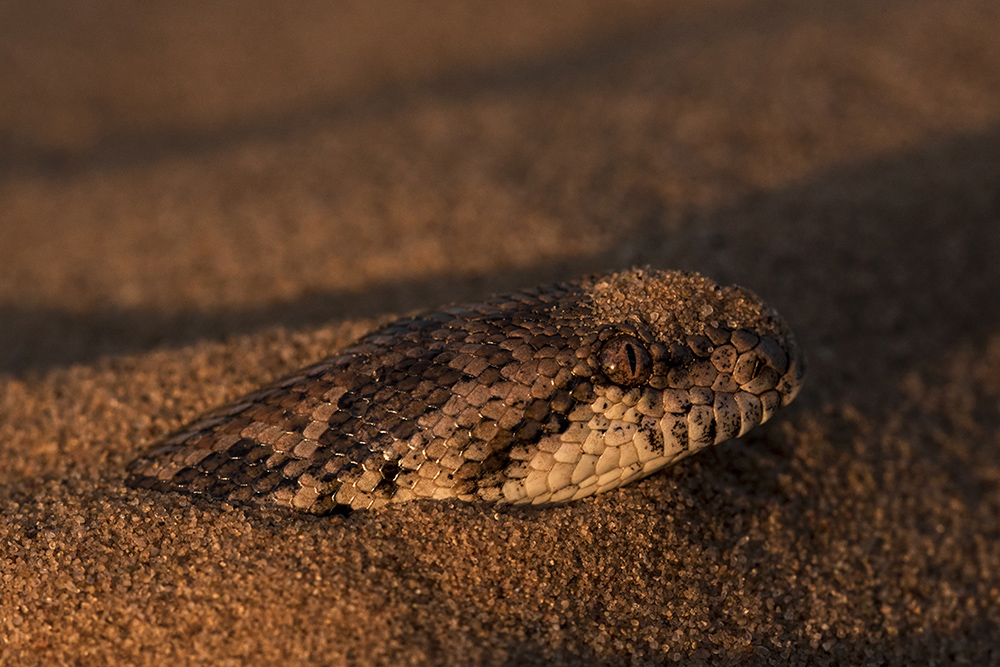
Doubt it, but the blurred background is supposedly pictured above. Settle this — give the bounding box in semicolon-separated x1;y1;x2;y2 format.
3;0;997;384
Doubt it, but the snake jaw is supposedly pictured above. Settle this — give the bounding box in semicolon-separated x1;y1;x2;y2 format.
127;268;804;514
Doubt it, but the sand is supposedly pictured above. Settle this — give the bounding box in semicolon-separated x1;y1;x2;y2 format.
3;0;1000;664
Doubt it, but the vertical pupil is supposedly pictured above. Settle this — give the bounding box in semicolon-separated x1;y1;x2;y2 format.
626;344;637;373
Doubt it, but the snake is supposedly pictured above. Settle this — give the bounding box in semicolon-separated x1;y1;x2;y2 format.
126;268;804;514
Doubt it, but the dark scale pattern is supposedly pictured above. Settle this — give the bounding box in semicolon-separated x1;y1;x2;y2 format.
126;268;805;514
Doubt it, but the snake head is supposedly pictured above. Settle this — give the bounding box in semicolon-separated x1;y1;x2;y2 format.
506;268;806;505
586;269;805;414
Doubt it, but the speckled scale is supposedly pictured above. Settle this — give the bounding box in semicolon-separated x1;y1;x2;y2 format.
127;268;805;514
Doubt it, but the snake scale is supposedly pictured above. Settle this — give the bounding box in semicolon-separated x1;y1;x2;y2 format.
127;268;804;514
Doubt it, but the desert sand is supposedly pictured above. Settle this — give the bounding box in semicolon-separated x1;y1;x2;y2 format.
3;0;1000;664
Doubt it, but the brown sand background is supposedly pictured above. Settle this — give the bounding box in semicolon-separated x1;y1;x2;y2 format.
3;0;1000;664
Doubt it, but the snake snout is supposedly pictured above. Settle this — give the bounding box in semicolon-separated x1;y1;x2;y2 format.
775;334;806;408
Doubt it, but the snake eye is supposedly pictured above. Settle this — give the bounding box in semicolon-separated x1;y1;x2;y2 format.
599;334;653;387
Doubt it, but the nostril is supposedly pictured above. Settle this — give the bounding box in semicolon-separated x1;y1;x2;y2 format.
756;336;789;375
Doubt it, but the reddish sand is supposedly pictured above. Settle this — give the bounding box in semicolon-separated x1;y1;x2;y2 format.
3;1;1000;664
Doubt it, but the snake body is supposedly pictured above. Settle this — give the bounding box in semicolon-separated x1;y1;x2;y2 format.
127;268;804;514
